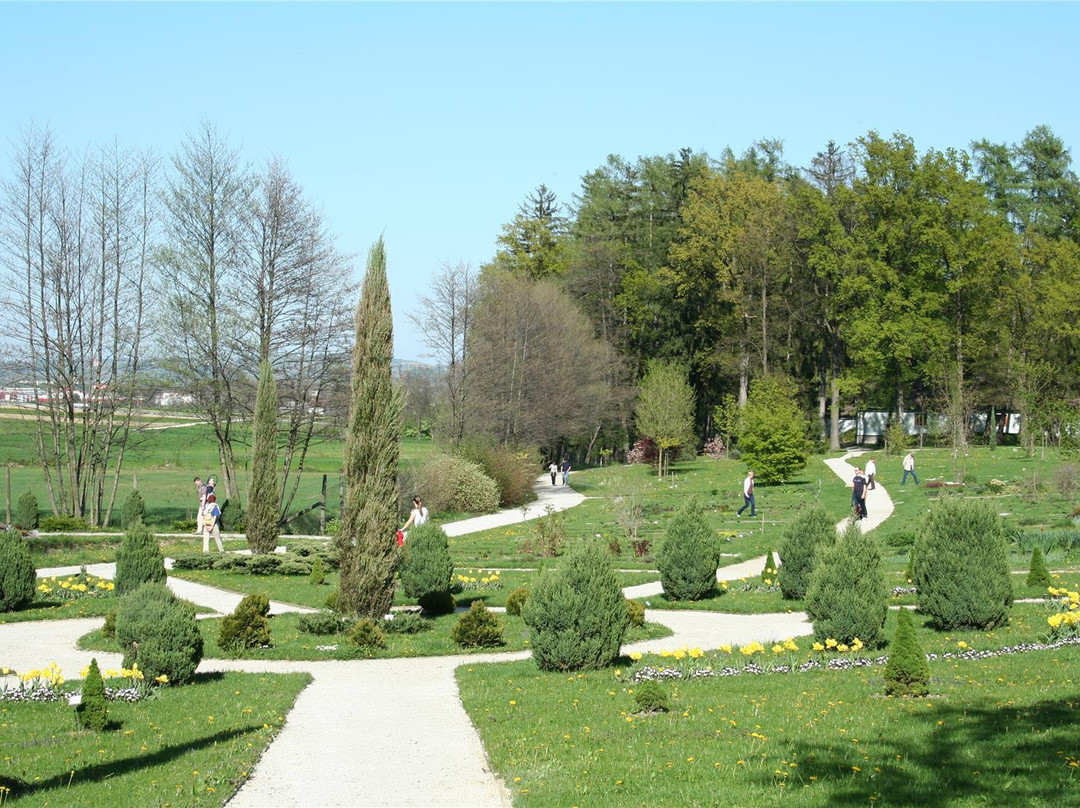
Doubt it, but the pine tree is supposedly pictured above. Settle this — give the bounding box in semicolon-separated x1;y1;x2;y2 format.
335;238;403;618
246;358;281;553
1026;546;1051;589
778;504;834;600
79;658;109;731
883;608;930;697
805;520;888;648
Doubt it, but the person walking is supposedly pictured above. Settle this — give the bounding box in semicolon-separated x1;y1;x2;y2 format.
902;452;919;485
865;456;877;490
193;477;207;535
201;493;224;552
549;461;558;486
852;467;868;519
399;496;428;543
561;459;572;486
737;470;756;517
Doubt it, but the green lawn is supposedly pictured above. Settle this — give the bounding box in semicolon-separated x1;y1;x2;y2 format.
0;671;311;807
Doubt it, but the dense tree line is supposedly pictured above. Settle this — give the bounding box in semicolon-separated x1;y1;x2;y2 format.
445;126;1080;459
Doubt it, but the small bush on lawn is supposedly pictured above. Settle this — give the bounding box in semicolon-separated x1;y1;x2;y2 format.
121;489;146;529
904;552;915;584
761;549;778;584
219;593;272;652
39;514;90;532
914;497;1013;630
101;610;117;639
1027;546;1051;589
288;539;340;570
626;598;645;627
633;680;669;713
14;490;38;530
0;528;35;612
298;610;348;635
309;556;325;586
656;499;720;601
523;540;629;671
113;522;167;596
778;503;834;600
383;611;433;635
115;583;203;684
451;600;504;648
505;586;530;616
418;590;457;616
170;554;216;571
79;658;108;731
883;608;930;697
805;520;887;648
324;589;338;611
416;455;499;514
399;523;454;607
348;619;386;649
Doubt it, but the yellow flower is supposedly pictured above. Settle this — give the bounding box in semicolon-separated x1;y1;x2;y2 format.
689;647;704;658
956;641;968;649
673;649;686;660
155;675;169;684
812;642;825;652
628;651;643;661
720;644;732;654
772;645;784;654
837;643;849;653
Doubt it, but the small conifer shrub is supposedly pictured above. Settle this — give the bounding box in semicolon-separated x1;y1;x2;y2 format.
626;598;645;627
115;583;203;684
522;541;629;671
0;528;35;612
633;680;669;712
778;503;834;600
418;590;456;616
114;522;167;596
805;520;887;648
904;552;915;585
13;490;38;531
102;610;117;639
298;610;347;635
656;499;720;601
451;600;504;647
309;556;326;586
883;608;930;697
914;498;1013;630
324;589;339;611
121;489;146;530
348;618;386;649
505;586;530;616
1027;546;1051;589
399;523;454;608
79;658;109;731
383;611;432;635
761;549;778;584
219;593;272;652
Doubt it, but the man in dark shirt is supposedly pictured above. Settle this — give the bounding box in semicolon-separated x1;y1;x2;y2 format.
852;468;868;519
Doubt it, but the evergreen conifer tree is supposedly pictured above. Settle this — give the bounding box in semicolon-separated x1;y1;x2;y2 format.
761;549;778;584
778;503;834;600
79;658;109;731
805;520;888;648
246;358;281;553
335;238;403;618
1026;546;1051;589
883;608;930;697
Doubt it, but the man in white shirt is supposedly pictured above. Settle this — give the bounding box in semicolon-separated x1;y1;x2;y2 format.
902;452;918;485
737;470;756;517
865;456;877;490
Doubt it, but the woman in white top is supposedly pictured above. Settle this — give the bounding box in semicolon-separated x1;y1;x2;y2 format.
400;496;428;538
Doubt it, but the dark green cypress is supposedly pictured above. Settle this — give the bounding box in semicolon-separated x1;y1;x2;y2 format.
335;238;403;618
246;358;281;554
883;608;930;697
1026;546;1052;589
79;658;109;731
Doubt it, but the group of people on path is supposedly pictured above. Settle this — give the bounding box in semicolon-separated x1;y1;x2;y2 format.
548;459;571;486
193;476;224;553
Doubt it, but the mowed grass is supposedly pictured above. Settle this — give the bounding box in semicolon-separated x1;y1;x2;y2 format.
458;640;1080;807
0;671;311;807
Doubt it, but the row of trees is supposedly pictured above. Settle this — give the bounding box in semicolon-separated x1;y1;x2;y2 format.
416;126;1080;461
0;122;356;523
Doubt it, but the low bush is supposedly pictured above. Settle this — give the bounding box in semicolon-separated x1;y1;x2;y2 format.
14;490;38;531
522;541;629;671
416;455;500;514
39;514;90;532
383;611;433;635
505;587;530;616
113;522;167;596
805;521;887;648
169;553;216;571
0;528;35;612
298;610;348;635
309;556;325;586
115;583;203;684
778;504;834;601
656;499;720;601
79;658;109;731
102;610;117;639
288;539;340;570
218;593;272;652
451;600;504;648
121;489;146;530
633;680;669;712
399;523;454;605
883;608;930;697
348;619;386;649
626;598;645;627
418;590;456;616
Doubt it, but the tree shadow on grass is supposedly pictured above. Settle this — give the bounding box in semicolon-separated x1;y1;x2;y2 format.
758;695;1080;804
7;726;257;799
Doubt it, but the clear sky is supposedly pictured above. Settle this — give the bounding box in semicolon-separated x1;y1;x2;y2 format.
2;2;1078;361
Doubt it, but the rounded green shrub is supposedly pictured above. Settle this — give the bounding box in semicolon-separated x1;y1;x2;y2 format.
383;611;432;635
522;541;630;671
633;680;669;713
309;556;325;586
400;523;454;602
115;583;203;685
913;498;1013;630
778;503;834;600
805;520;887;648
14;490;38;531
79;658;109;731
102;610;117;639
0;528;35;612
418;590;456;616
451;600;504;648
454;441;540;508
218;593;272;652
626;598;645;628
348;619;386;649
656;499;720;601
324;589;339;611
298;610;348;635
114;522;167;596
121;489;146;530
883;608;930;697
505;586;530;617
1027;546;1051;589
417;455;499;513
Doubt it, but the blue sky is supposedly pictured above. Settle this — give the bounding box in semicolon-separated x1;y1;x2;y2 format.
2;2;1078;360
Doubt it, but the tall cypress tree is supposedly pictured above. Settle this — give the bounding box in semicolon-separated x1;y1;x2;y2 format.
246;358;281;553
335;238;403;618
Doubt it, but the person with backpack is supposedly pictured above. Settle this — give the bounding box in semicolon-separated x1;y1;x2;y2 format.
201;493;224;552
